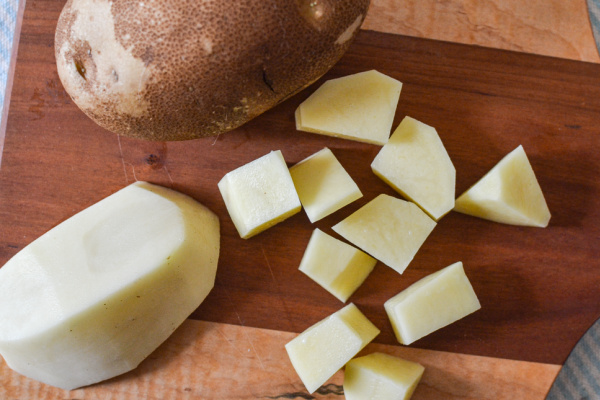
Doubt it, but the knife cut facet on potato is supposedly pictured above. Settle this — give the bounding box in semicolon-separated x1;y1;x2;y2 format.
290;147;362;223
299;228;377;302
285;303;380;394
0;182;220;390
384;262;480;345
333;194;436;275
295;70;403;145
454;145;551;227
218;150;301;239
343;352;425;400
372;116;456;221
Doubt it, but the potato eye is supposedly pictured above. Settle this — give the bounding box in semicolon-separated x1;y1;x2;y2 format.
74;59;87;81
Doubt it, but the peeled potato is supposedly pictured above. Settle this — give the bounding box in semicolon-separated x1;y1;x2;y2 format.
54;0;371;141
0;182;220;389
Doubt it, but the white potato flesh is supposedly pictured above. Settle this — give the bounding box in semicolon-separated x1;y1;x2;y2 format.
332;194;436;275
285;303;380;394
372;116;456;221
454;145;551;227
295;70;402;145
344;352;425;400
299;228;377;302
0;182;220;390
290;147;362;222
384;262;480;345
218;150;301;239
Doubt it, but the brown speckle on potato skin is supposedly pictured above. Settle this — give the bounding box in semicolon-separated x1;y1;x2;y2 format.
55;0;370;141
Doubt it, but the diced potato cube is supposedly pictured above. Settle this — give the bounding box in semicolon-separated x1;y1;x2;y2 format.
290;147;362;222
371;116;456;221
285;303;380;394
344;352;425;400
0;182;220;390
332;194;436;275
384;262;481;345
454;145;551;227
218;150;301;239
295;70;403;145
299;228;377;302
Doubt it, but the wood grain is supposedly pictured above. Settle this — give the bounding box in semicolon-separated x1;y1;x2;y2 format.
2;0;600;365
2;0;600;160
1;0;600;394
0;319;561;399
364;0;600;63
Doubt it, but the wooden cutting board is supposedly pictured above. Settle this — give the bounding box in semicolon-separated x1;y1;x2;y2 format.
2;0;600;398
1;319;560;399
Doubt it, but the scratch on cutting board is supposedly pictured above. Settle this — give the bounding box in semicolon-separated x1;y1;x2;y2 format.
262;245;277;282
223;286;246;328
244;331;266;371
223;287;266;371
128;163;139;182
163;165;174;186
214;327;248;359
117;135;128;183
261;246;295;330
117;135;138;183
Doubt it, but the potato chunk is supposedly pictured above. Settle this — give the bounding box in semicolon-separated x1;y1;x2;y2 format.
384;262;480;345
371;116;456;220
285;303;380;394
295;70;402;145
299;228;377;302
0;182;220;390
290;147;362;222
344;352;425;400
454;145;551;227
218;150;301;238
333;194;436;274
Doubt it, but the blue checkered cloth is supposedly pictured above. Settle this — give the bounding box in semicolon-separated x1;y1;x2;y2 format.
589;0;600;54
1;0;19;120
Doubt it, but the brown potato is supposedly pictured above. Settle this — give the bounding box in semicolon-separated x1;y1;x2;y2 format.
55;0;370;141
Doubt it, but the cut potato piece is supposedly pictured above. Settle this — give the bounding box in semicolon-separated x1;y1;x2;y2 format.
218;150;301;239
384;262;480;345
344;352;425;400
332;194;436;275
290;147;362;222
285;303;380;394
299;228;377;302
454;145;551;227
0;182;220;390
295;70;402;145
372;116;456;221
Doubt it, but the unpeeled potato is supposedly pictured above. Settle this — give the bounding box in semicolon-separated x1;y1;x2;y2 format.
54;0;370;141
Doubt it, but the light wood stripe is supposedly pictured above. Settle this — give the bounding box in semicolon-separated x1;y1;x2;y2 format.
1;320;561;399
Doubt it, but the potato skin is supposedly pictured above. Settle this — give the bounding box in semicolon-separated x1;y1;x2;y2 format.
55;0;370;141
